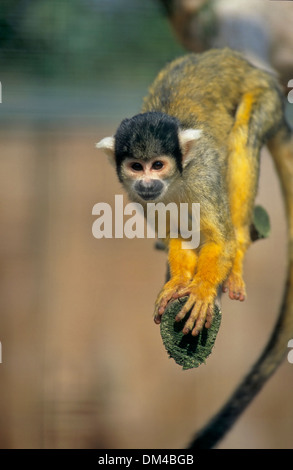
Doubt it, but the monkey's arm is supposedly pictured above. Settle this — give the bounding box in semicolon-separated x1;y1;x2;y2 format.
155;215;236;336
154;238;198;324
172;229;235;336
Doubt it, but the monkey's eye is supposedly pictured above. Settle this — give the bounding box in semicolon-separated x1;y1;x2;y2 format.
131;162;143;171
152;161;164;170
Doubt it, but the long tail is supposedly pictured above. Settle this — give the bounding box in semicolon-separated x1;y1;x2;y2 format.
188;123;293;449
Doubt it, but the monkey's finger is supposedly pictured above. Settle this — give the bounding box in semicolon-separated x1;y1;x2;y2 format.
154;314;161;324
181;301;213;336
158;294;175;315
229;291;238;300
172;287;191;299
154;305;164;323
204;304;214;329
175;296;196;326
182;301;204;335
154;302;163;324
229;290;246;301
154;293;175;323
191;302;213;336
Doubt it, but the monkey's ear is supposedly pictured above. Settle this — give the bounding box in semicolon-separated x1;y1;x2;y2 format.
179;129;202;166
96;136;116;165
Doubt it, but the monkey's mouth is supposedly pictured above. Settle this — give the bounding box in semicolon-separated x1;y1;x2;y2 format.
134;179;165;201
137;191;163;201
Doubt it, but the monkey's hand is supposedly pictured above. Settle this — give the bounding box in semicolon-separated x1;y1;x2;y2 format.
154;277;191;325
222;272;246;301
172;281;217;336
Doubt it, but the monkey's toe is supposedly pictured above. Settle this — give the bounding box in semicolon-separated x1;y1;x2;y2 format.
223;274;246;302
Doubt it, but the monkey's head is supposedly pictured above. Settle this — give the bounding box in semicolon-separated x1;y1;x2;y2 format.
96;111;201;203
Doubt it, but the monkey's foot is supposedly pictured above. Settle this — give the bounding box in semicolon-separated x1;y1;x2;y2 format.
172;283;216;336
222;273;246;301
154;277;191;325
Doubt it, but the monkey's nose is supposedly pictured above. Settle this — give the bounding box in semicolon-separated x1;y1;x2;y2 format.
135;180;164;200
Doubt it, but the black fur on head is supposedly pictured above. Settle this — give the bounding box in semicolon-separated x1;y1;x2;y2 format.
114;111;183;177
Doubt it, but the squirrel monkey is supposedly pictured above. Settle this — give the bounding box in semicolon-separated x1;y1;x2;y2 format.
97;48;293;338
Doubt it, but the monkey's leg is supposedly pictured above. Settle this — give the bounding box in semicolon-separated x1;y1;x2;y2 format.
223;90;267;301
154;238;197;324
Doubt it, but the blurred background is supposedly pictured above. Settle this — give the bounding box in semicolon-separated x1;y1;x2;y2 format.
0;0;293;449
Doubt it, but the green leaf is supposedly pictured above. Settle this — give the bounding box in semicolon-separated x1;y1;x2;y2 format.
160;297;222;370
252;205;271;240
